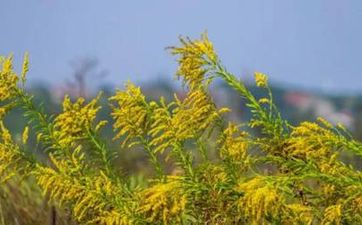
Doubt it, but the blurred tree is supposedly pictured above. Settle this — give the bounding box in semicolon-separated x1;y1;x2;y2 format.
67;57;108;98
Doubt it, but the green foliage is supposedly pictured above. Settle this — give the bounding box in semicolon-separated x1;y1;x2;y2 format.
1;34;362;225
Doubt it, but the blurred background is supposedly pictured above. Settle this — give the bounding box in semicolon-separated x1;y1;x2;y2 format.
1;0;362;134
1;1;362;91
1;0;362;141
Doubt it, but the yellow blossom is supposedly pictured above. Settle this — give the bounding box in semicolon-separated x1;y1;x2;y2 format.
0;121;12;144
219;122;249;162
0;55;19;101
285;204;314;225
258;98;269;104
96;210;137;225
22;126;29;144
198;163;228;184
138;176;187;224
54;94;101;146
236;177;283;225
109;82;149;147
254;72;268;87
317;117;333;129
351;196;362;215
0;103;16;120
321;204;342;225
284;120;354;181
149;89;219;153
170;33;217;89
0;121;27;182
285;121;334;159
21;52;29;84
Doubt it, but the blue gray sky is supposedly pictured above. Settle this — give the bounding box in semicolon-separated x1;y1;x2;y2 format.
1;1;362;93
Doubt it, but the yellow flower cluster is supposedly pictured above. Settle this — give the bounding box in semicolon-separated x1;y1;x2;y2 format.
0;122;12;145
109;82;149;147
5;34;362;224
21;52;29;84
286;121;334;160
138;176;187;224
54;94;101;146
97;210;137;225
285;204;314;225
0;122;16;182
254;72;268;88
0;55;19;102
283;120;357;179
236;177;282;225
321;204;342;225
219;122;249;162
351;196;362;215
22;126;29;144
149;89;221;153
35;148;130;224
0;122;26;183
258;97;269;104
170;33;217;89
198;163;228;184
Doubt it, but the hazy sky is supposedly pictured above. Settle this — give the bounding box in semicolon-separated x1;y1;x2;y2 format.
1;1;362;93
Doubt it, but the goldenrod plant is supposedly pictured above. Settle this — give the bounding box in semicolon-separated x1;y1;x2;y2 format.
1;33;362;224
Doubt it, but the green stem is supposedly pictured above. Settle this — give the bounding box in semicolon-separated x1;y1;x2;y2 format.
86;128;116;178
173;142;195;181
139;136;164;181
213;63;284;137
196;137;208;162
16;89;75;162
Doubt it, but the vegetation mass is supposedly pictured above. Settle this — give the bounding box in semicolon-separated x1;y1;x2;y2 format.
1;33;362;224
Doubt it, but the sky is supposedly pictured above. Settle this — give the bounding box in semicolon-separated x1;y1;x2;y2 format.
1;0;362;93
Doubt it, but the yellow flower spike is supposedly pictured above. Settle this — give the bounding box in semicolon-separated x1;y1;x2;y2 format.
286;121;337;160
21;52;29;85
236;177;283;224
0;121;29;182
254;72;268;88
97;210;136;225
322;204;342;225
36;133;43;143
317;117;333;129
34;150;128;224
0;121;12;144
95;120;108;132
336;122;347;132
258;98;269;104
0;55;19;101
0;103;16;119
286;204;314;225
2;55;13;72
149;89;219;152
218;107;231;114
219;122;249;162
109;82;149;147
54;93;102;146
22;126;29;145
170;33;217;89
138;176;187;224
352;196;362;214
194;32;217;63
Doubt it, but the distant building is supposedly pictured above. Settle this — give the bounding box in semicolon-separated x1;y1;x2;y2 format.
284;91;354;129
